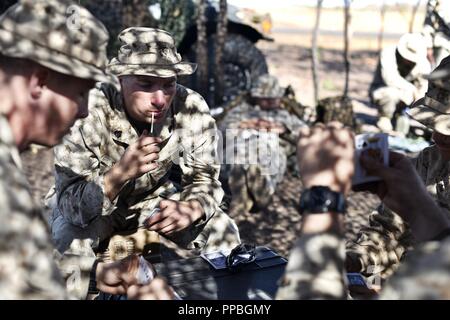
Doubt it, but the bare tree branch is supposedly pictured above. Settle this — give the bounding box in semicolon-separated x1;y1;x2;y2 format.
215;0;228;106
196;0;208;97
343;0;352;99
312;0;323;106
409;0;422;33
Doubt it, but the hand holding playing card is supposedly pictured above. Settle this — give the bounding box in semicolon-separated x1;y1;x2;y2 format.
352;133;389;186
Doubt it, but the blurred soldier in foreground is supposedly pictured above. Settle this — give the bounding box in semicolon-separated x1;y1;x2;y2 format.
276;122;450;299
219;74;306;213
46;27;240;272
0;0;174;300
423;0;450;66
346;56;450;282
369;33;431;134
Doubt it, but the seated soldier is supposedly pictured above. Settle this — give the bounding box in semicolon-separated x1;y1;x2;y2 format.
0;0;174;300
46;28;241;268
369;33;431;134
346;56;450;281
219;74;306;213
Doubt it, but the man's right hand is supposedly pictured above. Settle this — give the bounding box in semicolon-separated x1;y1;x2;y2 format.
127;277;176;300
104;130;161;200
359;151;450;242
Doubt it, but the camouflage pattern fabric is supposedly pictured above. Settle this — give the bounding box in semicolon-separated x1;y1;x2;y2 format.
347;145;450;279
46;82;240;268
84;0;195;56
250;74;284;99
276;226;450;299
407;56;450;136
378;236;450;299
423;0;450;65
108;27;197;78
0;0;113;83
220;100;306;209
0;115;67;299
148;0;196;46
316;96;356;130
0;0;114;300
276;232;347;300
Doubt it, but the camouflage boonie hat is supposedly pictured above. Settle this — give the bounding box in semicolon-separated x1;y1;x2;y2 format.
408;56;450;135
250;74;284;98
0;0;113;83
108;27;197;78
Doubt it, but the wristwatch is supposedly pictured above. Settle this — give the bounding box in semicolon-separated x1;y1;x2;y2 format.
299;186;346;215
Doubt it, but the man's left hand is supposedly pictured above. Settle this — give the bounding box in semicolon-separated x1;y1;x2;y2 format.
145;200;205;235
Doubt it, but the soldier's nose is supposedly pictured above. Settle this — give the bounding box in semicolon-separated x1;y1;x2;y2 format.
151;90;166;108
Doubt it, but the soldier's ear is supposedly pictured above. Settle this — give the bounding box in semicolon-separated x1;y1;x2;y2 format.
28;66;50;100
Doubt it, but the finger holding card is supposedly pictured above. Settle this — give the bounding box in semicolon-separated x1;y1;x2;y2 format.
353;133;389;186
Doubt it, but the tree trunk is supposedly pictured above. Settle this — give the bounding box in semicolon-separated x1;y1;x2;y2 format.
215;0;228;106
196;0;208;97
343;0;352;99
378;1;386;52
312;0;323;107
409;0;422;33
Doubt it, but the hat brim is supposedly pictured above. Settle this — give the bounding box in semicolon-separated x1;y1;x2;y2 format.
407;97;450;135
397;46;421;64
250;92;284;99
0;28;116;85
107;61;197;78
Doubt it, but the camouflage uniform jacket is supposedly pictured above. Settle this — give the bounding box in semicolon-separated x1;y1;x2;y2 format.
50;81;223;234
369;45;430;105
347;145;450;278
276;230;450;299
423;0;450;51
0;114;66;299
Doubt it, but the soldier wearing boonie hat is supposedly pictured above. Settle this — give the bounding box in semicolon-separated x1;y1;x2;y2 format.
408;55;450;134
220;73;306;214
107;27;197;78
0;0;114;84
0;0;170;300
369;33;431;133
47;26;241;276
346;56;450;280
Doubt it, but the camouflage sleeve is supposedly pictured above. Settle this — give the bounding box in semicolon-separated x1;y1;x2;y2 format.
54;90;117;228
280;110;306;140
0;147;67;299
276;233;347;300
379;237;450;299
177;90;225;221
346;205;415;278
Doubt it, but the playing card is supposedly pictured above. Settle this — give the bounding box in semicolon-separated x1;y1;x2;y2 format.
353;133;389;186
142;208;160;227
136;256;155;285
